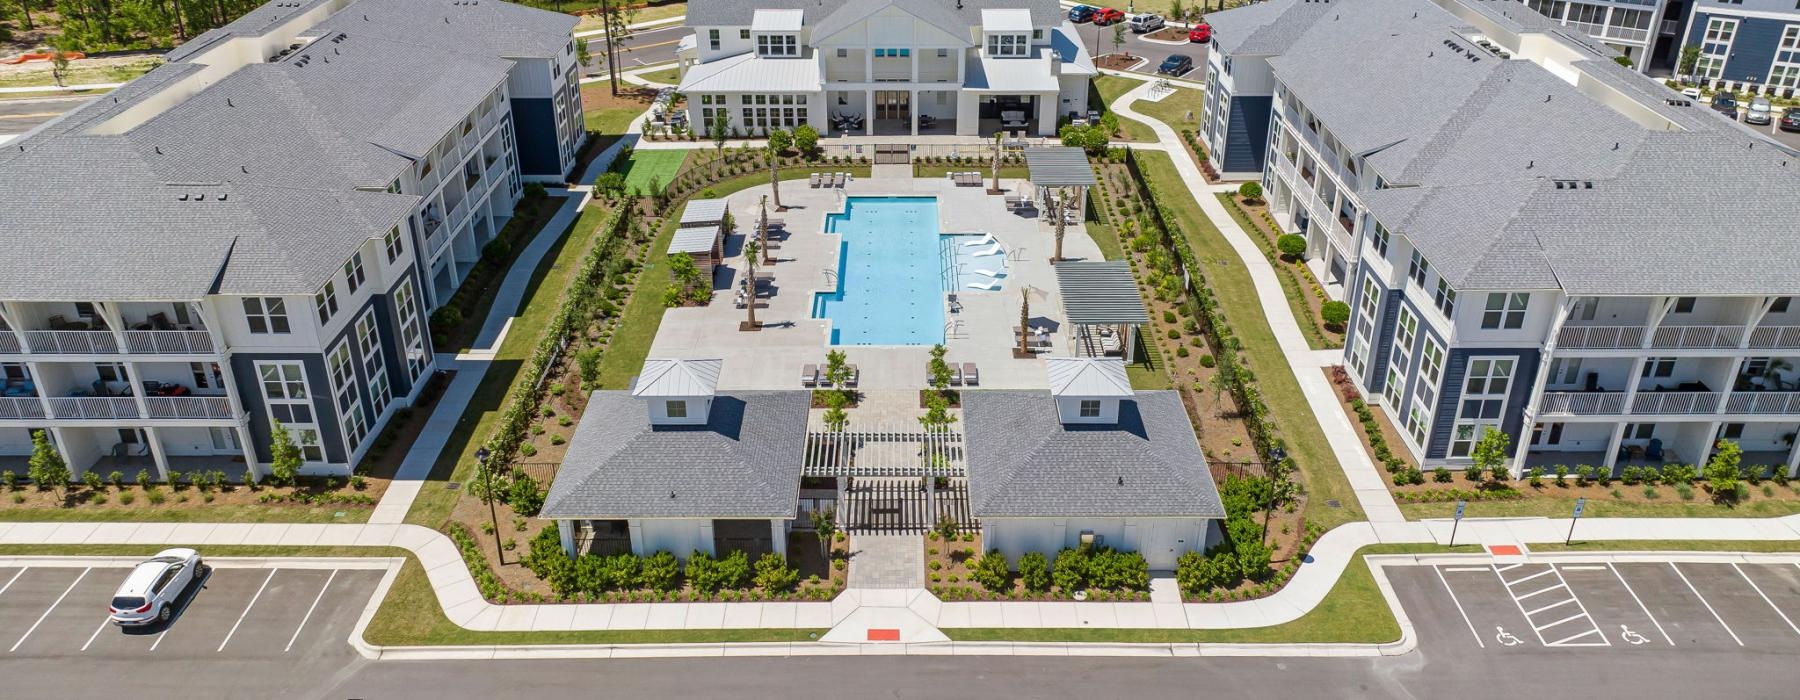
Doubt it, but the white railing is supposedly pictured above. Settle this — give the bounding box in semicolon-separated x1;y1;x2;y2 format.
144;396;233;420
122;330;215;355
461;127;479;155
420;164;442;193
1539;392;1625;415
0;397;46;420
23;330;119;354
485;157;507;189
1725;392;1800;415
0;333;18;354
1324;218;1355;257
47;397;140;420
1556;325;1644;349
1748;326;1800;350
481;109;500;135
423;218;449;256
449;197;470;232
1650;325;1743;349
1630;391;1720;415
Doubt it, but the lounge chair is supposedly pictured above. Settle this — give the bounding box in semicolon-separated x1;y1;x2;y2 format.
950;365;964;386
961;362;978;386
1004;195;1022;209
962;233;996;247
832;172;845;188
802;364;819;387
810;172;822;188
965;277;1002;291
972;268;1004;278
972;243;1005;257
846;365;860;388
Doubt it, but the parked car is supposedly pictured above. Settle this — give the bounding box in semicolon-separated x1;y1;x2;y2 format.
1128;13;1165;33
1709;92;1739;119
1189;23;1212;43
1158;54;1194;76
1781;107;1800;132
1680;86;1701;101
1068;4;1096;23
109;548;204;626
1745;96;1774;125
1093;7;1124;25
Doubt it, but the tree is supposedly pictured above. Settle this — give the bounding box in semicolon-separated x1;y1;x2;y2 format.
792;123;819;157
1052;187;1067;262
824;349;850;390
1169;0;1185;25
741;238;760;329
927;343;953;391
766;146;783;210
1705;439;1743;502
269;420;303;486
1679;44;1701;78
1112;24;1126;57
50;47;70;88
1017;287;1031;356
1275;233;1307;260
1470;427;1511;482
766;127;793;154
810;506;837;560
596;0;639;96
1320;300;1351;328
576;37;591;69
757;195;773;265
27;430;68;494
1237;182;1263;202
709;108;732;154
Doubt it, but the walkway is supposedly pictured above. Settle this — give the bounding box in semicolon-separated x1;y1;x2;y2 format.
1109;80;1408;526
846;534;924;589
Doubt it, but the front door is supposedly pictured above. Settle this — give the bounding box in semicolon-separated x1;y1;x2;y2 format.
874;91;910;121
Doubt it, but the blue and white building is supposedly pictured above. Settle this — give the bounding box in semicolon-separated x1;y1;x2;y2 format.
0;0;582;480
1206;0;1800;476
1515;0;1689;73
1680;0;1800;94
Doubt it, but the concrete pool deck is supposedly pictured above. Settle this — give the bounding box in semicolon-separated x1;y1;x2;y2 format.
647;175;1107;391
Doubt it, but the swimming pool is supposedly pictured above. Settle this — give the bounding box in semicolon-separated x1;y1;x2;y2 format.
812;197;949;345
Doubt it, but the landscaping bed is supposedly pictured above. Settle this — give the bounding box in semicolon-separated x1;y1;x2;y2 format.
428;191;570;352
1220;192;1344;350
1095;53;1146;72
1146;27;1191;42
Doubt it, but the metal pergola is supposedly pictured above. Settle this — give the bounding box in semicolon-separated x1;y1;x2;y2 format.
801;424;967;523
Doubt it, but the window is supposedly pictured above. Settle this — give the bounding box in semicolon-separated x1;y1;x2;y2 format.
1771;26;1800;89
1641;357;1676;378
1415;338;1445;409
666;399;688;418
937;48;948;58
1433;278;1457;317
1625;423;1655;440
1407;250;1429;287
260;362;307;400
295;429;324;462
756;34;798;57
986;33;1028;57
1773;297;1793;314
328;341;367;449
314;281;339;324
343;255;366;294
1349;277;1379;376
1672;296;1696;314
394;279;426;380
708;29;720;50
383;227;404;263
243;297;290;334
739;29;750;39
96;362;127;383
1383;307;1418;408
1448;358;1514;458
1697;18;1737;80
1406;405;1429;446
356;311;390;414
1481;293;1528;329
1721;422;1745;440
1370;222;1390;257
1079;400;1102;417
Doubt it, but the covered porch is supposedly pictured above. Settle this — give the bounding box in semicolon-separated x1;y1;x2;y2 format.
1054;261;1149;364
825;89;961;136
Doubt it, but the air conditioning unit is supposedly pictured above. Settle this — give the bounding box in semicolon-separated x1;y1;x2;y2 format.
1079;530;1102;548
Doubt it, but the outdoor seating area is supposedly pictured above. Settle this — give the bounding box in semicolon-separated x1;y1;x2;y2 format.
809;172;855;188
949;172;984;187
927;361;980;387
1054;261;1149;363
800;362;859;388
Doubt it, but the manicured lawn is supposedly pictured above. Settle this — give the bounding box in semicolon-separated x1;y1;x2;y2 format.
1401;492;1800;520
1216;193;1340;351
1088;221;1124;261
615;149;690;192
636;67;682;85
574;1;688;32
584;106;645;136
1134;150;1361;529
1092;76;1156;142
1131;85;1206;133
911;165;1028;180
0;500;367;524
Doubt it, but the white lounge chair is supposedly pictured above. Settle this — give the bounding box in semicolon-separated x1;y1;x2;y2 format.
965;277;1002;291
810;173;822;188
962;233;996;247
972;243;1005;257
972;268;1004;278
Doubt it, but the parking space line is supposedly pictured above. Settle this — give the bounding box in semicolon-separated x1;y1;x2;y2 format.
1558;565;1607;572
1495;563;1523;573
1443;566;1488;573
1732;563;1800;637
1504;569;1556;587
1671;563;1743;647
80;617;110;651
149;627;169;651
1433;566;1486;648
1548;628;1603;646
217;569;277;652
1608;563;1673;646
1525;597;1576;616
285;569;337;653
0;568;26;598
1515;583;1567;601
1535;612;1587;631
10;567;88;652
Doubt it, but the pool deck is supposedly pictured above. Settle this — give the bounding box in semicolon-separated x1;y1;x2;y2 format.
648;175;1107;392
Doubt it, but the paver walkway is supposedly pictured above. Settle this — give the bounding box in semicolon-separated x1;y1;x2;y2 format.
1109;81;1407;525
847;534;925;589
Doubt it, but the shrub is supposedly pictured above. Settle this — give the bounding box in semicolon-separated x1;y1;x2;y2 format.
1018;552;1051;592
1237;182;1263;201
108;471;124;489
1320;301;1351;327
1275;234;1307;259
1086;548;1150;590
430;306;464;332
1433;467;1453;483
1576;465;1596;486
0;471;13;490
1052;548;1088;591
146;489;167;505
637;551;681;591
753;552;800;592
82;470;104;491
971;550;1012;592
792;123;819;154
1705;440;1742;502
1554;465;1570;486
119;492;135;505
506;472;544;516
1199;354;1215;368
934;514;960;540
1527;468;1544;488
481;237;512;260
686;550;751;594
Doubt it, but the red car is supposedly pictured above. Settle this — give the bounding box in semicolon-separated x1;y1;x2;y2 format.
1094;7;1124;25
1189;23;1211;42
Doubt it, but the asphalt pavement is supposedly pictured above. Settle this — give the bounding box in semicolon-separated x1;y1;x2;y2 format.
0;95;92;136
1069;21;1207;79
582;24;688;77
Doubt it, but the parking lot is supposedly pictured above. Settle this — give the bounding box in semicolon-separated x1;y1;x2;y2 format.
1387;556;1800;652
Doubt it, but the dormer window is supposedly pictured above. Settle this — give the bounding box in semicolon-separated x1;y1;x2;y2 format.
987;33;1028;57
665;400;688;418
757;34;798;57
1078;400;1101;418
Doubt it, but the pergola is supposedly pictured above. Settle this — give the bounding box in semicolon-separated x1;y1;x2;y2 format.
801;423;966;517
1054;260;1149;364
1023;146;1097;216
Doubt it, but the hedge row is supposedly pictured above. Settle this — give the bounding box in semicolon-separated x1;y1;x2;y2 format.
518;523;829;602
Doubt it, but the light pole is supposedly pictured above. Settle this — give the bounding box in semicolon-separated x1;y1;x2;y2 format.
477;446;503;564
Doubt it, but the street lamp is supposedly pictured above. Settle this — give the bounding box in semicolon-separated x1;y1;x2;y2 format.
476;446;502;564
1262;446;1286;543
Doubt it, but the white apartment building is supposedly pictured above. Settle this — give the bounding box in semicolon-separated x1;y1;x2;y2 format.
1516;0;1688;73
1207;0;1800;476
0;0;581;481
676;0;1094;138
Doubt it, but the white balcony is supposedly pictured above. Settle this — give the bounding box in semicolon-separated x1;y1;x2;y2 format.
0;333;18;354
1540;391;1626;415
1650;325;1742;349
1630;391;1720;415
1557;325;1644;349
23;330;118;354
1725;392;1800;415
38;396;233;422
1748;326;1800;350
144;396;234;420
7;329;216;357
0;397;46;420
1556;324;1746;350
123;330;215;355
47;396;140;420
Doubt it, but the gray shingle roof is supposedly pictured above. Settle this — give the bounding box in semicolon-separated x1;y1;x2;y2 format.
1203;0;1334;56
962;391;1224;518
1055;261;1149;325
309;0;578;58
541;391;811;519
688;0;1062;38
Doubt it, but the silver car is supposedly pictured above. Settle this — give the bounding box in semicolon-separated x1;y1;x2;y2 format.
1745;96;1774;125
109;548;203;626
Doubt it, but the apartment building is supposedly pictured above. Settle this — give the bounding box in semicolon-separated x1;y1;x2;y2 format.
0;0;580;481
1681;0;1800;94
1205;0;1800;476
676;0;1094;138
1515;0;1689;73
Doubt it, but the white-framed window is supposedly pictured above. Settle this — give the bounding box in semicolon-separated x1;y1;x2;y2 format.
1433;278;1457;317
1383;307;1418;408
986;33;1028;57
756;34;798;57
1697;17;1737;81
294;428;324;462
257;361;322;461
1481;292;1528;329
666;399;688;418
1447;357;1514;458
242;297;290;334
394;278;426;380
314;281;339;324
1349;277;1379;376
1369;222;1390;257
356;310;391;414
327;340;368;450
708;29;720;50
1407;250;1429;287
1406;404;1430;446
1415;338;1446;410
259;362;307;402
1079;399;1102;417
343;254;366;295
1771;25;1800;89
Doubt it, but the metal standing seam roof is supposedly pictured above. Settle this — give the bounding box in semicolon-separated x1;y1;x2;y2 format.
1054;261;1149;325
631;358;723;397
680;198;730;225
982;8;1033;31
751;9;805;32
1045;358;1132;397
668;226;723;257
675;52;824;93
1024;147;1097;186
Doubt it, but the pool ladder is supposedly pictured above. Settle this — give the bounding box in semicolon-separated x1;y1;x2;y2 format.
945;319;966;339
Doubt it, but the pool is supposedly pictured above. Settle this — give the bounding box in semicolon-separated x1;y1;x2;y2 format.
813;197;954;345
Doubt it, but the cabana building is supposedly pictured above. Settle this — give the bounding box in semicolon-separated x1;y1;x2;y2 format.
1055;260;1149;363
669;198;729;278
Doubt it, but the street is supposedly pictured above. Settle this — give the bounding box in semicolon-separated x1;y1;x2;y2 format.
581;24;688;76
0;95;92;136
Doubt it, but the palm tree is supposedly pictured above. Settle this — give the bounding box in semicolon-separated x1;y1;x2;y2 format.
767;145;783;210
742;238;761;330
1017;287;1031;357
758;196;773;265
1052;186;1067;262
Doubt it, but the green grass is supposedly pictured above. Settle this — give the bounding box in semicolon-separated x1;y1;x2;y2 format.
1532;540;1800;553
1131;86;1206;134
636;67;682;85
575;1;689;32
615;149;690;192
584;106;647;136
1088;221;1124;261
912;165;1028;180
1401;492;1800;520
0;500;368;523
1134;150;1361;529
1215;193;1339;351
1092;76;1156;142
0;60;161;89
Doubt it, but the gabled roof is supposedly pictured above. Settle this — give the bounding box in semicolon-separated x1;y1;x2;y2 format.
751;9;804;32
1204;0;1334;56
677;52;823;93
687;0;1062;46
1046;358;1132;398
541;391;811;519
309;0;578;59
962;391;1224;518
631;358;723;397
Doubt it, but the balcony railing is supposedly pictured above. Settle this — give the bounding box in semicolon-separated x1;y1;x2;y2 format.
1748;326;1800;350
1631;391;1721;415
7;329;215;356
40;396;232;421
484;157;507;189
1725;392;1800;415
47;396;140;420
0;333;18;354
1651;325;1743;349
0;397;46;420
1556;325;1644;349
1540;391;1626;415
145;396;233;420
123;330;215;355
1556;324;1746;350
1337;214;1356;235
23;330;118;354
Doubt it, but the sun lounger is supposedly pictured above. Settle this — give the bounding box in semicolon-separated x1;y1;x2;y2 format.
972;243;1005;257
810;172;822;188
833;172;845;187
1004;195;1022;209
972;268;1004;278
950;365;964;386
965;277;1002;291
847;365;860;388
962;363;978;386
802;364;819;387
962;233;996;247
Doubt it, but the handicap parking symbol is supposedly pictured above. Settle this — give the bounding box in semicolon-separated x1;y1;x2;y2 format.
1619;625;1649;645
1495;626;1523;647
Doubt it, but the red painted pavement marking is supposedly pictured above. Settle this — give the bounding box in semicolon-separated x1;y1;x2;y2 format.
867;629;900;641
1488;545;1522;556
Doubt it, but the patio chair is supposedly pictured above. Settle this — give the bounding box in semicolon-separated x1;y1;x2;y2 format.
962;363;979;386
962;233;996;247
950;364;964;386
1645;438;1664;461
832;172;845;188
972;268;1004;278
972;242;1005;257
846;365;860;388
965;277;1002;291
802;364;819;388
810;172;822;188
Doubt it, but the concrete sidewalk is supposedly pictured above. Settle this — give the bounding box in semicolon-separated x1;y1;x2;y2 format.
1110;81;1406;524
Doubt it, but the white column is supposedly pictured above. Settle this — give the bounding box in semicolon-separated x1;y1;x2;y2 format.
910;89;919;136
628;520;646;556
770;519;788;560
865;91;875;136
1511;298;1575;476
1603;422;1628;474
234;423;262;482
559;519;575;556
1698;422;1723;466
957;49;966;84
142;426;172;483
1785;432;1800;478
698;520;717;557
911;50;919;83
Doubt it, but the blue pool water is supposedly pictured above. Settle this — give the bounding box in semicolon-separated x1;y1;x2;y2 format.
812;197;948;345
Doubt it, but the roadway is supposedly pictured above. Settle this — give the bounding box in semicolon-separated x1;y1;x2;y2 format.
581;23;688;77
0;95;92;136
1069;20;1207;79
